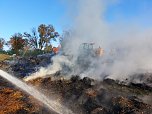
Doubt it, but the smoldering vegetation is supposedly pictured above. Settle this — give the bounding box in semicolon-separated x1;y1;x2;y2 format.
0;54;152;114
26;75;152;114
1;0;152;114
24;0;152;84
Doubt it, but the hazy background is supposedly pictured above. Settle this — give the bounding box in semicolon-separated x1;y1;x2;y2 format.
1;0;152;82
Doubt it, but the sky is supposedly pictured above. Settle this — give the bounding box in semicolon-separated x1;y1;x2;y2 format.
0;0;152;41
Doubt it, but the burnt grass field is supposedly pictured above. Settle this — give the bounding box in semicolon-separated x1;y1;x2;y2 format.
0;56;152;114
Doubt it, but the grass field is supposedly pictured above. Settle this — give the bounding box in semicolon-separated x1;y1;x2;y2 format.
0;54;11;61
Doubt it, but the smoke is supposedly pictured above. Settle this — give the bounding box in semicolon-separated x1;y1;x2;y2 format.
62;0;108;55
24;55;72;81
61;0;152;81
26;0;152;83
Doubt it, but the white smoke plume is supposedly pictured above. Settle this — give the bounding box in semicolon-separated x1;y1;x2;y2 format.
61;0;152;81
26;0;152;83
24;55;72;81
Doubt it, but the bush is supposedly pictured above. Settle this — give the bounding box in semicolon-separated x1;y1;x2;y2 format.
22;49;45;57
0;50;7;54
6;50;16;55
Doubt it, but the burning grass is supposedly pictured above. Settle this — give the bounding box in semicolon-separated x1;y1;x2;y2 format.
27;76;152;114
0;59;152;114
0;75;152;114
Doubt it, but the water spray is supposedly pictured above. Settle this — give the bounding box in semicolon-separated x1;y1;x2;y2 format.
0;69;74;114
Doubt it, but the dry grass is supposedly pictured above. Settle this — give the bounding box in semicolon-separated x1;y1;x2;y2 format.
0;54;10;61
0;88;41;114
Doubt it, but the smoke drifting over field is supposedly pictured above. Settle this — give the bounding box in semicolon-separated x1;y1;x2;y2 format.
26;0;152;83
24;55;72;81
62;0;152;81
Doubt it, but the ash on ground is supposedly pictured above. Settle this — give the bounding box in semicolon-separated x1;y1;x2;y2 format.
0;56;152;114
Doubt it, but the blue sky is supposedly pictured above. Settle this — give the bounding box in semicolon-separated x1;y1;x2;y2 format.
0;0;66;39
106;0;152;27
0;0;152;41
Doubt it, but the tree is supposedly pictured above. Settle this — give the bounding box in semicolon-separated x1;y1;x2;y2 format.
23;28;38;49
0;38;5;50
24;24;59;52
38;24;59;50
8;33;27;55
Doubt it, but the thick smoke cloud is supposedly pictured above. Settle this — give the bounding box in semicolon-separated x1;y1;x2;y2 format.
25;0;152;83
61;0;152;81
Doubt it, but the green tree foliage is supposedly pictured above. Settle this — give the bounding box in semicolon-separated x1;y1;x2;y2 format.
38;24;59;50
8;33;27;55
24;24;59;53
1;24;59;56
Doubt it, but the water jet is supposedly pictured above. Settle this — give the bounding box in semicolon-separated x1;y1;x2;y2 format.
0;69;73;114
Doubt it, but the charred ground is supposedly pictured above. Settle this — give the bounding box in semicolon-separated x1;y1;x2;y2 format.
0;57;152;114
